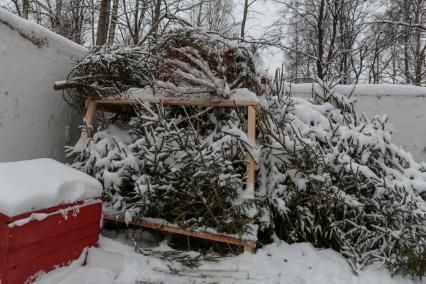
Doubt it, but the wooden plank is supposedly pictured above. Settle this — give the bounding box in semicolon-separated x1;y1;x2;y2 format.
78;99;97;143
7;222;99;268
0;199;98;224
247;105;256;188
103;213;256;249
6;234;98;284
53;80;79;90
6;203;101;250
93;98;259;107
244;245;255;253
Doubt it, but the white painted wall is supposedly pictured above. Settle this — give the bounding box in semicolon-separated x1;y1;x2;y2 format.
287;83;426;163
354;94;426;163
0;9;87;162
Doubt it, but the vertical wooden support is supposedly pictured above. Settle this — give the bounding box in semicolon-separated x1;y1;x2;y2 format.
247;106;256;189
78;99;97;144
244;245;255;253
246;106;256;254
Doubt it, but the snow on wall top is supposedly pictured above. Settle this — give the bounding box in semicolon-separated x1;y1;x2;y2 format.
0;8;86;55
287;83;426;97
0;158;102;217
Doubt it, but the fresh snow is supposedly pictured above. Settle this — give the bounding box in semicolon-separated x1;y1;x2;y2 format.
0;158;102;217
8;199;101;227
286;83;426;97
8;212;48;227
124;86;260;104
0;8;87;55
35;234;421;284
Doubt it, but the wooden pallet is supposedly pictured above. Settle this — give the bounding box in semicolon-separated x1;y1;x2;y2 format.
75;91;259;253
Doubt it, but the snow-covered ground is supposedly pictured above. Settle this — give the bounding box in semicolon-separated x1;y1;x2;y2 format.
36;232;422;284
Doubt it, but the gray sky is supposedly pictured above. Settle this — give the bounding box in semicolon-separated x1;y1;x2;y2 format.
234;0;284;73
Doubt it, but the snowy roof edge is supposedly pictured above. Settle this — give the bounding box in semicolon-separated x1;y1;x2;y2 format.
286;83;426;97
0;8;87;56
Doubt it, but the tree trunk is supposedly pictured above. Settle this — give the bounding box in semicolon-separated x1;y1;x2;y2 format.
240;0;249;39
403;0;411;83
151;0;162;45
133;0;140;45
96;0;111;45
54;0;62;33
72;0;82;44
91;0;95;45
196;0;203;26
316;0;325;79
108;0;120;45
414;0;423;85
22;0;29;19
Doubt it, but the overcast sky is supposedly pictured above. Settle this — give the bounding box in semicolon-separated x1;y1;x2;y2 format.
234;0;284;73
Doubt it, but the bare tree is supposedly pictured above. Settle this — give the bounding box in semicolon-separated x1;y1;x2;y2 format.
278;0;370;82
96;0;111;45
22;0;29;19
54;0;63;33
187;0;236;34
107;0;119;44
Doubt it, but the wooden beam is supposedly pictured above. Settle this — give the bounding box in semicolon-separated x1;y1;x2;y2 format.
93;98;259;108
103;213;256;250
244;245;255;253
78;99;97;144
53;80;79;90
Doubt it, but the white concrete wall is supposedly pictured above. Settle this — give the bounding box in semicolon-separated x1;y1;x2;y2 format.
353;94;426;163
0;9;87;162
288;83;426;163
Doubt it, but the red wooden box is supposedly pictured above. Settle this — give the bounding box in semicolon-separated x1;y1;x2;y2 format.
0;200;102;284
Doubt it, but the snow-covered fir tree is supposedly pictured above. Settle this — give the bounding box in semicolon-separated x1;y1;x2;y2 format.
257;75;426;277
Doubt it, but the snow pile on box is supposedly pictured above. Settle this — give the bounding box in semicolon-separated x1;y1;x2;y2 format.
0;158;102;216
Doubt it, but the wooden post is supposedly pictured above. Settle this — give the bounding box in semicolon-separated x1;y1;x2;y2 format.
78;99;97;144
244;245;255;253
247;106;256;188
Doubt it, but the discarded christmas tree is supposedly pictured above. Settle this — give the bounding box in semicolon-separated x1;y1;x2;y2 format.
256;74;426;277
68;104;258;237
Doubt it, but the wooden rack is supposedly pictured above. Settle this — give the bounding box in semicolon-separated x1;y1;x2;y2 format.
79;94;259;253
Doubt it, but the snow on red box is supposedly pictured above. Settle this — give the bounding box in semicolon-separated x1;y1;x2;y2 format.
0;159;103;284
